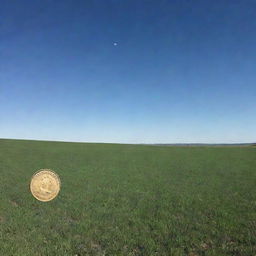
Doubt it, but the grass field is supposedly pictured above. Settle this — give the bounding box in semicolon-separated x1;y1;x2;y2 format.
0;139;255;256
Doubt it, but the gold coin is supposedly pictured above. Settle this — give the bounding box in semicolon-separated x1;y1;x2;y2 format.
30;169;61;202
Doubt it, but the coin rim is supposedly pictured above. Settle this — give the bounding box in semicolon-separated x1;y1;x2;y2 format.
30;169;61;202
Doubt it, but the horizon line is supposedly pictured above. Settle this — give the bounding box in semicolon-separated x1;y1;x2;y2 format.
0;137;255;146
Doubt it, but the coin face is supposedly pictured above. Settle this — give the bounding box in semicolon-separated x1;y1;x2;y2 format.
30;169;61;202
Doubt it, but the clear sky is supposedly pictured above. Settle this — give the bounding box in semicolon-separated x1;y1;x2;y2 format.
1;0;255;143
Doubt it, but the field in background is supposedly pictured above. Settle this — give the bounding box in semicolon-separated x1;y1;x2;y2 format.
0;139;255;256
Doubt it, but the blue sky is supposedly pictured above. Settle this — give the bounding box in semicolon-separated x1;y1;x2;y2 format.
1;0;255;143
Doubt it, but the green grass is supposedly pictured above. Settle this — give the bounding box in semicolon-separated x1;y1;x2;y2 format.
0;139;255;256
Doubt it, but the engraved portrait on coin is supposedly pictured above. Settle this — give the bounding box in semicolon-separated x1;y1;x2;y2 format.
30;169;61;202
